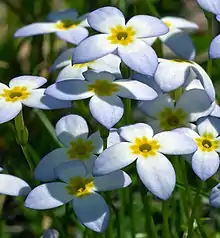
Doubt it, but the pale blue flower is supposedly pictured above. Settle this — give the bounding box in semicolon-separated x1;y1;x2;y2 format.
210;183;220;207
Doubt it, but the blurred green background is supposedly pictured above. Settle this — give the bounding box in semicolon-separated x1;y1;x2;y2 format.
0;0;220;237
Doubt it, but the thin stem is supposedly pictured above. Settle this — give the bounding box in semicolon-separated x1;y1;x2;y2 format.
162;200;169;238
129;188;136;238
118;190;124;237
124;98;132;125
110;202;121;238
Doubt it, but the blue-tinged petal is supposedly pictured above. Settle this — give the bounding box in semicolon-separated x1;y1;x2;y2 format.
126;15;168;38
47;9;78;21
210;183;220;207
116;79;158;100
14;23;57;37
118;39;158;76
56;27;89;45
94;170;131;191
45;80;93;101
142;37;157;46
72;35;117;64
136;153;176;200
89;95;124;129
197;0;220;15
88;7;125;33
160;28;196;60
0;174;31;196
84;70;115;82
217;15;220;22
93;142;136;176
89;132;103;154
9;76;47;89
197;116;220;138
209;35;220;59
72;192;109;233
107;128;124;148
42;229;59;238
211;101;220;118
192;150;219;181
25;182;73;210
22;89;71;110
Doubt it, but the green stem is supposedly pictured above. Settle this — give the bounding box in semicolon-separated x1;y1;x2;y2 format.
196;215;208;238
162;200;169;238
110;202;121;238
118;190;124;237
129;188;136;238
145;0;160;18
20;145;34;172
124;98;132;125
105;193;114;238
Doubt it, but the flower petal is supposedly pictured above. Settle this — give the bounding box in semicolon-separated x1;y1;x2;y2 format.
56;27;89;45
25;182;73;210
72;34;117;64
94;170;131;191
136;153;176;200
209;35;220;59
9;76;47;89
72;192;109;232
45;80;93;101
89;95;124;129
93;142;136;176
34;148;69;182
192;150;219;181
0;174;31;196
22;89;71;110
142;37;157;46
119;123;154;142
162;17;199;31
197;0;220;15
14;23;57;37
154;131;197;155
116;79;158;100
211;101;220;117
209;183;220;207
55;114;89;147
84;70;115;82
118;39;158;76
127;15;168;38
89;132;103;154
197;117;220;138
107;128;123;147
47;9;78;21
88;7;125;33
173;127;200;139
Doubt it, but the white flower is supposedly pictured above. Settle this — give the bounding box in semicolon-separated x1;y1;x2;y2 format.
210;100;220;118
143;17;198;60
34;114;103;182
174;117;220;181
72;6;169;75
93;123;197;200
25;160;131;233
0;76;71;124
46;71;158;129
210;183;220;208
50;48;122;81
14;9;89;44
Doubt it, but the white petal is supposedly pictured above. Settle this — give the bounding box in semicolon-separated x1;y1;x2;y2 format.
119;123;154;142
136;153;176;200
185;79;204;91
209;183;220;207
197;0;220;15
93;142;136;176
83;155;97;174
84;70;115;82
211;102;220;118
55;114;89;147
89;132;103;154
173;127;200;139
0;174;31;196
162;17;199;31
94;170;131;191
45;80;93;101
197;117;220;138
47;9;78;21
14;23;57;37
88;7;125;33
116;79;158;100
154;131;197;155
22;89;71;110
127;15;168;38
0;83;9;91
118;39;158;76
192;150;219;181
72;34;117;64
107;128;123;148
25;183;73;210
9;76;47;89
209;35;220;59
142;37;157;46
72;192;109;232
34;148;69;182
89;95;124;129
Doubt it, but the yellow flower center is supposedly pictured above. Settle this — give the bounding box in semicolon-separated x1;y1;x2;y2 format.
88;80;118;96
107;25;136;46
0;86;30;102
67;138;94;160
171;59;191;64
66;177;94;197
56;20;78;30
130;136;160;158
159;107;187;131
163;20;172;28
196;133;220;152
72;61;94;69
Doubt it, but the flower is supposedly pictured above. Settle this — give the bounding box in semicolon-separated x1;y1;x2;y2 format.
0;167;31;196
42;229;59;238
72;6;168;75
25;160;131;232
0;76;71;124
50;48;122;81
46;71;158;128
93;123;197;199
209;183;220;208
174;117;220;181
34;114;103;182
14;9;89;44
210;100;220;118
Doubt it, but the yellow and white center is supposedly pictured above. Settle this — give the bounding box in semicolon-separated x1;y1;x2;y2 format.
163;20;172;28
66;177;94;197
56;19;78;30
67;138;94;160
130;136;160;158
159;107;187;131
107;25;136;46
0;86;30;102
72;61;94;69
88;79;118;96
196;133;220;152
